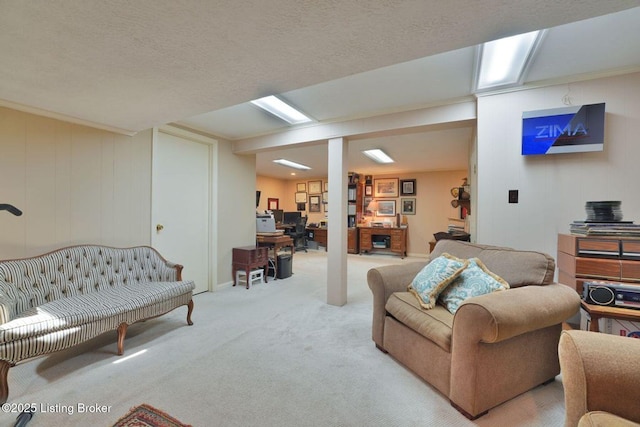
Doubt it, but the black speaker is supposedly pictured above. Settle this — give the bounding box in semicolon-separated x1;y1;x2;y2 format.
583;283;616;306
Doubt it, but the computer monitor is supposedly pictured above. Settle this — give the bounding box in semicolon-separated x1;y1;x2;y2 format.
283;211;301;225
272;209;284;224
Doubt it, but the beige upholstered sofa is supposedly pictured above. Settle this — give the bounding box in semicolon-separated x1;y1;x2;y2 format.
559;330;640;427
0;245;195;403
367;240;580;419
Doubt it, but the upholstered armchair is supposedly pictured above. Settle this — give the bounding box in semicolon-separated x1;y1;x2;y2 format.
559;330;640;427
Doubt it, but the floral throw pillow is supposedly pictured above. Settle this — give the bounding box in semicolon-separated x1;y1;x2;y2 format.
438;257;509;314
408;253;468;309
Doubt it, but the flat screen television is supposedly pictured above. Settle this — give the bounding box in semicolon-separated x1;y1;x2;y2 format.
522;103;605;155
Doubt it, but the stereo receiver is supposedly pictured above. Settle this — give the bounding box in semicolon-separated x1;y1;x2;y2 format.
582;282;640;309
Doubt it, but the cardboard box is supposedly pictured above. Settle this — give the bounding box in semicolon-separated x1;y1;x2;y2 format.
580;308;640;338
605;317;640;338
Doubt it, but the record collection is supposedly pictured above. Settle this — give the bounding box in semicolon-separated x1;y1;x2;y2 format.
570;201;640;237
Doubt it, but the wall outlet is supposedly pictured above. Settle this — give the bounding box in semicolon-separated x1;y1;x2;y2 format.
509;190;519;203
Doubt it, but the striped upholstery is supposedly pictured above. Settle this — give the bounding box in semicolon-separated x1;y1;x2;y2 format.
0;245;194;365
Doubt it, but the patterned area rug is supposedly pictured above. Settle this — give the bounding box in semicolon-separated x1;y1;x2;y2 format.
112;404;191;427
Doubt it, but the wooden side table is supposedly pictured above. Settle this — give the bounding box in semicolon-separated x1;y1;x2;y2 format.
580;300;640;332
232;246;269;289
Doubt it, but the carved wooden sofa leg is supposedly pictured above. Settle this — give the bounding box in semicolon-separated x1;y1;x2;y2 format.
117;323;128;356
187;299;194;326
0;360;12;404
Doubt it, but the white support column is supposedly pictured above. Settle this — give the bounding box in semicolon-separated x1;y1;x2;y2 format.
327;137;348;306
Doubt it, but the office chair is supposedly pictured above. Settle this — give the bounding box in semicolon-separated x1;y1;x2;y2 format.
292;216;308;252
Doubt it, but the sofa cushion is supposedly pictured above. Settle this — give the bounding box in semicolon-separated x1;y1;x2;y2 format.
438;258;509;314
408;254;468;309
385;292;454;352
0;280;194;343
431;240;555;287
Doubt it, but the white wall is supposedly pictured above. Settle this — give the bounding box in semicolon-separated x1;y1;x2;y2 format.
476;72;640;260
215;139;257;287
0;108;152;259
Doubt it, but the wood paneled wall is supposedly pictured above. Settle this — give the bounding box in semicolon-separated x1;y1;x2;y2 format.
0;107;152;259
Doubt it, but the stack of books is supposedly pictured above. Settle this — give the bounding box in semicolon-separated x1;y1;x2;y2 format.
448;224;466;234
569;221;640;237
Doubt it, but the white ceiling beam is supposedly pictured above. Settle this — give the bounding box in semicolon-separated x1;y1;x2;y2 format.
232;100;477;154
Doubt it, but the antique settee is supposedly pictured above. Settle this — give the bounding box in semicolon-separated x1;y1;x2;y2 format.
0;245;195;403
559;329;640;427
367;240;580;419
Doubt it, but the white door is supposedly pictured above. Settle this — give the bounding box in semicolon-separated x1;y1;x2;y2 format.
152;129;211;294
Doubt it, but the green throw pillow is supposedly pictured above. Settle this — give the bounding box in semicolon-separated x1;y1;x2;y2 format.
438;258;509;314
408;253;468;309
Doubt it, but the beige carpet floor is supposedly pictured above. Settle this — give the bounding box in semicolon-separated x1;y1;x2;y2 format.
0;250;566;426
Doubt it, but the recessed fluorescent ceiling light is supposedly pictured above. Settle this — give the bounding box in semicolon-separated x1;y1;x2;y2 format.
273;159;311;170
362;149;394;164
475;30;545;91
250;95;313;124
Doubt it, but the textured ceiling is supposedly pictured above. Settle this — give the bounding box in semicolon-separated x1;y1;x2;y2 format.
1;1;638;134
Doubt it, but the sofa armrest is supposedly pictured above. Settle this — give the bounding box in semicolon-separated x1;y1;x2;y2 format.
560;330;640;427
0;296;14;325
168;263;184;281
453;283;580;344
367;261;427;347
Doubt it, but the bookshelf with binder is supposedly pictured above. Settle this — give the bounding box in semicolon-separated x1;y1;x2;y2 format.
347;173;363;253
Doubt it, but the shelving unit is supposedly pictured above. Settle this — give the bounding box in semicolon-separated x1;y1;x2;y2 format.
557;233;640;295
347;173;363;253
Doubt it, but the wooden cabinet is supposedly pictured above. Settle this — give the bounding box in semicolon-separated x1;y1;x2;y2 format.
306;227;328;251
348;228;358;254
557;233;640;294
232;246;269;289
359;227;407;258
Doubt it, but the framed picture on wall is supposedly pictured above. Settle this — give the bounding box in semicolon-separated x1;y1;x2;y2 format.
295;192;307;203
374;178;399;198
267;198;279;210
309;195;321;212
297;183;306;192
365;185;373;196
400;179;416;195
363;196;373;216
377;200;396;217
308;180;322;194
401;198;416;215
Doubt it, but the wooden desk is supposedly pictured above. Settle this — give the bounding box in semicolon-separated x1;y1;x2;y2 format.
232;246;269;289
359;227;407;258
580;300;640;332
306;227;328;251
256;235;294;278
256;234;294;254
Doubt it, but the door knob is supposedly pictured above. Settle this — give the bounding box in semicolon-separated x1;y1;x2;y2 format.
156;224;164;232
